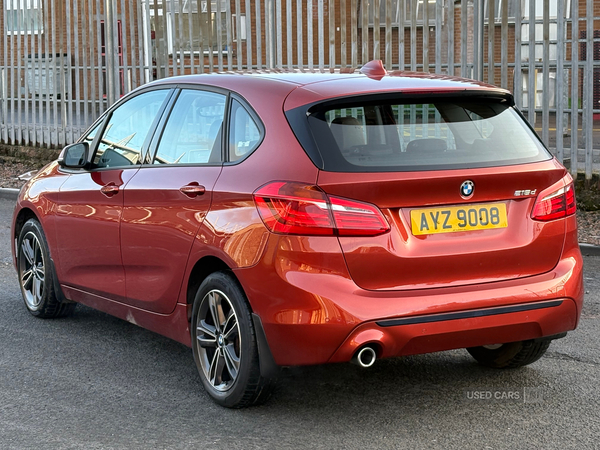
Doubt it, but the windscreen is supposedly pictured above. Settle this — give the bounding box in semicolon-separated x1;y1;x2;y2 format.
304;97;551;172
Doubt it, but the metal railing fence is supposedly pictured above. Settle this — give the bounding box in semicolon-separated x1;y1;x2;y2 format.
1;0;599;176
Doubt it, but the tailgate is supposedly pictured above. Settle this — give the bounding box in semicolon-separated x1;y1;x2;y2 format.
318;160;567;290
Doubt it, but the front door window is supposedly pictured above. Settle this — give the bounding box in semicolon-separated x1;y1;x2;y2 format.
93;90;170;168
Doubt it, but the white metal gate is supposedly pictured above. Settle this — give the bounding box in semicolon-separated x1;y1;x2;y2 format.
1;0;598;176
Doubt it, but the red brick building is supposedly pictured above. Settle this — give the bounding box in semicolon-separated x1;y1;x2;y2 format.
1;0;598;148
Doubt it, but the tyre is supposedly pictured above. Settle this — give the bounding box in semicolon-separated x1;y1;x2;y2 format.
17;219;76;318
467;339;551;369
191;271;276;408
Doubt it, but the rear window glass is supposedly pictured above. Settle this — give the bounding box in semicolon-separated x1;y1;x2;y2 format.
303;97;550;172
229;99;261;162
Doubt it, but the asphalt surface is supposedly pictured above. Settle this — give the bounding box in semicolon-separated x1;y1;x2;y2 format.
1;197;599;450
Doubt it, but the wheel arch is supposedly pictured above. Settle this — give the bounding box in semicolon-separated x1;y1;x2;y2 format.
13;207;39;243
185;256;247;307
14;208;74;313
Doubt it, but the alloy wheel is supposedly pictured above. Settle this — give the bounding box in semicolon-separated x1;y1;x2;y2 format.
195;289;241;392
19;231;45;310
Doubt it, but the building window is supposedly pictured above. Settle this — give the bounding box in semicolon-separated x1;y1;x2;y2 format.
154;0;228;54
359;0;445;27
519;0;572;62
483;0;572;24
410;0;444;24
231;14;246;41
5;0;43;34
484;0;518;22
521;0;571;20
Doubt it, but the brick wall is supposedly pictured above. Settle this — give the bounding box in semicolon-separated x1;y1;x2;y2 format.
0;0;144;100
1;0;598;98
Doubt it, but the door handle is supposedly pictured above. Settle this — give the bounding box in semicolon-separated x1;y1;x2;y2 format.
100;182;119;197
180;182;206;198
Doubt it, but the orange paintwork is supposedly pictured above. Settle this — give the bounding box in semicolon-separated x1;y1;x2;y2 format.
11;70;584;368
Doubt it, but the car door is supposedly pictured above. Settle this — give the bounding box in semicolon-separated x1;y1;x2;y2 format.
120;88;227;313
55;89;171;301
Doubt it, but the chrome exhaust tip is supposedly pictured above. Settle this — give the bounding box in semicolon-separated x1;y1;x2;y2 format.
352;346;377;368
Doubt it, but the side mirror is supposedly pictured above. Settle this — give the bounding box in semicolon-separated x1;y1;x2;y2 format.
58;142;89;169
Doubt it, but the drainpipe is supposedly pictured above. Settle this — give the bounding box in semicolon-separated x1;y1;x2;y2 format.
104;0;119;106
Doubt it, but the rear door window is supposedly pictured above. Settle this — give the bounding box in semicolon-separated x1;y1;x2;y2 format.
153;89;227;165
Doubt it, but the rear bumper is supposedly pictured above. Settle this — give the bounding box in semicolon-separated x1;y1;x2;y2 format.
234;235;583;367
327;298;577;363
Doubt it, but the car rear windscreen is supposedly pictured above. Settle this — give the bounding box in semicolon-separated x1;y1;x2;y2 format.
296;96;551;172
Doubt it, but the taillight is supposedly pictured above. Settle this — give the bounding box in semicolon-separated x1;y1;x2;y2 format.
531;179;576;221
253;181;390;236
329;196;390;236
253;182;334;235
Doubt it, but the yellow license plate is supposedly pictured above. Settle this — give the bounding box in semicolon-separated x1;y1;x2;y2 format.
410;203;508;236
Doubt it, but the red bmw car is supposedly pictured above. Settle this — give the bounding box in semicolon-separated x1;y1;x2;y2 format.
12;61;583;407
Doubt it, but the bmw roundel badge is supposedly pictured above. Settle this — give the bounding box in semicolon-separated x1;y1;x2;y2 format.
460;180;474;198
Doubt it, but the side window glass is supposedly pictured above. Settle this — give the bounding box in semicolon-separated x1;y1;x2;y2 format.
83;122;101;146
154;90;226;165
327;108;367;154
229;99;261;162
93;90;169;168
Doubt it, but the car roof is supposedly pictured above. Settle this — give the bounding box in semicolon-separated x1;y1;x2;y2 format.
146;62;511;111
